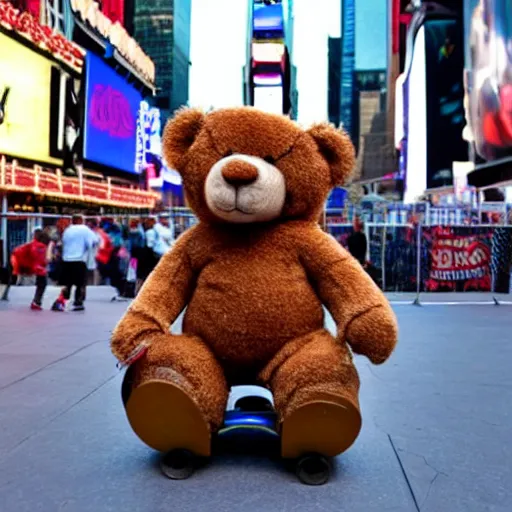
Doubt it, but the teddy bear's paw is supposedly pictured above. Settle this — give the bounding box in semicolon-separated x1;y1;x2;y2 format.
345;305;398;365
125;378;211;456
280;391;362;459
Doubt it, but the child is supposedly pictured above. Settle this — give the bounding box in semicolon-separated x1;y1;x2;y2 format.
11;229;51;310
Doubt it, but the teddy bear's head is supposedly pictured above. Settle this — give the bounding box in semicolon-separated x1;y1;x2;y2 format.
163;107;355;224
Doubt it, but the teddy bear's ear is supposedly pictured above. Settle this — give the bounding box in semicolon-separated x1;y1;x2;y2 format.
162;107;206;170
307;123;356;186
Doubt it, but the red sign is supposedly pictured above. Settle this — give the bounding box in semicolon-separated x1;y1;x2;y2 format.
0;1;84;70
101;0;124;27
426;227;492;291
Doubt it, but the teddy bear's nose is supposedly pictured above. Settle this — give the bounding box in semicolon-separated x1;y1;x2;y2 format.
221;160;259;187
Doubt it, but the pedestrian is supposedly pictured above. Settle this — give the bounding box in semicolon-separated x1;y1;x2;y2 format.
11;228;51;310
347;216;368;267
135;217;159;293
154;213;174;257
51;214;96;312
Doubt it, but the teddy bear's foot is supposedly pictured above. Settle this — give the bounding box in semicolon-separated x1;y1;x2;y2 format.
126;377;211;456
280;390;362;459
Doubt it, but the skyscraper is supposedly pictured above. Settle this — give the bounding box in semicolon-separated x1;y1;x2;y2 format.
340;0;356;143
130;0;191;123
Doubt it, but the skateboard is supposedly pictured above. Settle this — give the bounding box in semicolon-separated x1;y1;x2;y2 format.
121;369;332;485
159;394;332;485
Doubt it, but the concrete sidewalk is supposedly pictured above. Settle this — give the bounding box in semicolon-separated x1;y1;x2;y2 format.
0;286;510;511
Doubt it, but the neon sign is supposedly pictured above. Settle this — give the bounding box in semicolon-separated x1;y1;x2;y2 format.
89;84;135;138
70;0;155;84
83;53;142;173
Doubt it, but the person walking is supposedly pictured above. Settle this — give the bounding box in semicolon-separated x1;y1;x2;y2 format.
11;228;51;310
51;214;96;312
153;213;174;257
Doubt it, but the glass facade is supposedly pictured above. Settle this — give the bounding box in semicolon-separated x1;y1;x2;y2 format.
132;0;191;123
340;0;356;143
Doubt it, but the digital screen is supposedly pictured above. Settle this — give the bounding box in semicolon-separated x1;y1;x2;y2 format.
402;26;427;204
83;53;142;173
253;2;284;39
425;18;467;189
464;0;512;162
253;73;282;86
0;33;61;165
252;42;284;63
253;86;283;115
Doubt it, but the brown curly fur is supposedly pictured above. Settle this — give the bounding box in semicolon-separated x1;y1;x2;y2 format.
112;107;398;449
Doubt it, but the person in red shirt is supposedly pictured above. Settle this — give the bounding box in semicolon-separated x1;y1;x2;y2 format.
11;228;51;310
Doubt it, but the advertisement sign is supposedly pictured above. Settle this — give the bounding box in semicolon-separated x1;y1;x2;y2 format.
0;33;61;165
252;42;284;63
253;2;284;37
425;227;492;290
70;0;155;84
425;17;468;189
83;52;142;173
253;86;283;115
464;0;512;162
253;73;282;86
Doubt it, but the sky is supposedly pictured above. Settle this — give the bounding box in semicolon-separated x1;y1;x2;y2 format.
189;0;386;125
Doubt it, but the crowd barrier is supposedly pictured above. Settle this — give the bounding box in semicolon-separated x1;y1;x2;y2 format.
329;223;512;295
1;210;511;297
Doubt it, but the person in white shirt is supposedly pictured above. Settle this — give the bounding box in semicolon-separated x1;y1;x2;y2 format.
51;214;97;312
153;213;174;257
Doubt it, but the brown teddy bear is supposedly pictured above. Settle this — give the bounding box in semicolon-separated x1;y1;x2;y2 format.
111;107;398;460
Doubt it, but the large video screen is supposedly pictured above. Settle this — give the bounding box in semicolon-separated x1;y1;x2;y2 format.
83;53;142;173
0;33;61;165
252;42;284;64
425;18;467;189
401;25;427;203
464;0;512;162
253;86;283;115
253;73;282;86
253;2;284;39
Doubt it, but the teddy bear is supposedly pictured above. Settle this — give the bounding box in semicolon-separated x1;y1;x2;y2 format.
111;106;398;461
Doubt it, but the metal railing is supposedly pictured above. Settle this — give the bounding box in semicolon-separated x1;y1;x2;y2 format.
2;209;511;297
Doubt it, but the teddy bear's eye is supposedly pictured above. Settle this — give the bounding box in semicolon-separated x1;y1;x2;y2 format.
263;155;276;164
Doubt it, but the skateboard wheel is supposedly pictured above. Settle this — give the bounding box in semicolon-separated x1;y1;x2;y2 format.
160;449;196;480
234;396;273;412
295;454;331;486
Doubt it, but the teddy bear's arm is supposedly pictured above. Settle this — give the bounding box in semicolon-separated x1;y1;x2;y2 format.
300;227;398;364
110;230;197;364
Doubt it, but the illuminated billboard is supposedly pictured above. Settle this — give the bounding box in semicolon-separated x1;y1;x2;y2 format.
0;33;61;165
253;86;283;115
253;73;282;86
464;0;512;162
83;52;142;173
398;5;468;202
252;42;285;63
253;1;284;39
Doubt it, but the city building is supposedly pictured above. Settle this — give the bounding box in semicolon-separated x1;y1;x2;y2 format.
244;0;297;118
340;0;356;143
128;0;192;123
337;0;400;194
327;36;341;127
0;0;159;270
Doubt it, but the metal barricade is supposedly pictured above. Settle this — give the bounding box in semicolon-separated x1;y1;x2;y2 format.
1;208;510;298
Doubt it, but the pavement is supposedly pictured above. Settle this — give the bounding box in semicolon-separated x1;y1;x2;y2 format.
0;286;511;512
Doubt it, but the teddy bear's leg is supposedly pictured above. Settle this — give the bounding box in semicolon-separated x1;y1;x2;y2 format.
260;329;362;459
124;334;228;457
